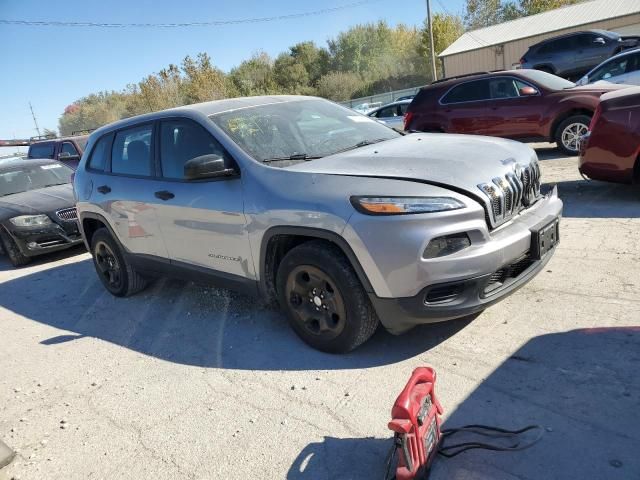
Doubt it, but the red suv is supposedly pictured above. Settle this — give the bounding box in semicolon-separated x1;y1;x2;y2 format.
579;86;640;183
404;69;626;155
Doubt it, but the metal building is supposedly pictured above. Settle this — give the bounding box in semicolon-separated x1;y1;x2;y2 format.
439;0;640;77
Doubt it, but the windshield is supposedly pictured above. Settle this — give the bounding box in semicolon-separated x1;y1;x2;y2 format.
0;162;73;197
520;70;576;90
209;99;399;164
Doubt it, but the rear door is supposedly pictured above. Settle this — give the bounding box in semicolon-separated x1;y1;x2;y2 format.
89;124;169;258
152;117;252;277
59;141;81;169
439;79;493;135
575;33;610;73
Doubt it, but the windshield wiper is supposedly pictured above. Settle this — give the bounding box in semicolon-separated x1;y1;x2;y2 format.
330;138;389;155
262;153;323;163
42;183;68;187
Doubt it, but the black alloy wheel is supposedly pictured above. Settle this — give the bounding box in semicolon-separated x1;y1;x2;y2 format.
285;264;347;340
94;240;122;291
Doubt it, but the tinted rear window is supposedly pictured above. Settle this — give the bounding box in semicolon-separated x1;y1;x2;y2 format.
88;134;112;171
28;143;55;159
441;79;490;104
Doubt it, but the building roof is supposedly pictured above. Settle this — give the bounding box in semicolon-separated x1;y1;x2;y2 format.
440;0;640;57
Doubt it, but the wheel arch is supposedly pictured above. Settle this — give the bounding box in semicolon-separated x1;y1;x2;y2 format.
259;226;374;305
550;108;593;142
79;212;120;251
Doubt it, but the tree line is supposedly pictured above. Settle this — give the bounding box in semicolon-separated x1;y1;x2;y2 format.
58;0;578;135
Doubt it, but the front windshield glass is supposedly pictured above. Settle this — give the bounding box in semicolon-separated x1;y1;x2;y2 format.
0;162;73;197
520;70;576;90
209;99;399;164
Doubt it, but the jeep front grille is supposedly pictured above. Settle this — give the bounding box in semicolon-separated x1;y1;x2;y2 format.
478;162;541;228
56;207;78;222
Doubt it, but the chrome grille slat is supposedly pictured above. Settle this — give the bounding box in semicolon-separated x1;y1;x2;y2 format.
56;207;78;222
478;162;541;229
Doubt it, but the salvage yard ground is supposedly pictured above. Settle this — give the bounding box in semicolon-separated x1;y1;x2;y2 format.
1;144;639;480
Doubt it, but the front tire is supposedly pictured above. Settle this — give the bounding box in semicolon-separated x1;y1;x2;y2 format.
276;240;379;353
0;229;30;267
555;115;590;156
90;228;147;297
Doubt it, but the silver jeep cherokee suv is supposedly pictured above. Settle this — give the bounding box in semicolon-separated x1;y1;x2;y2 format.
74;96;562;353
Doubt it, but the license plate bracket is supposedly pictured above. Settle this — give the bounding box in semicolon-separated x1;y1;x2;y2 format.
530;216;559;260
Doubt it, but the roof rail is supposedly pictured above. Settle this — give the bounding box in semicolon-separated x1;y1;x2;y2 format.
29;134;57;142
71;128;95;136
431;70;505;85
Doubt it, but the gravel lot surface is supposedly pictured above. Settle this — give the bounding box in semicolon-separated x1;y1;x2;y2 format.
1;144;639;480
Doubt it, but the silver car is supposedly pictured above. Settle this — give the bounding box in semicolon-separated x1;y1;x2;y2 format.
74;96;562;352
577;48;640;86
367;99;411;131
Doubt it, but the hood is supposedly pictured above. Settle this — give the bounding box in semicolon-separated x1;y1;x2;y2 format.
568;83;629;94
0;184;74;220
286;133;537;197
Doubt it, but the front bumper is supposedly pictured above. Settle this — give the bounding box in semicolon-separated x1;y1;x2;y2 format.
6;221;83;257
369;246;554;334
344;186;563;333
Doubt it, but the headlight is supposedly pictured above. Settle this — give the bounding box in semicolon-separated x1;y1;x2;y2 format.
9;215;53;227
351;196;465;215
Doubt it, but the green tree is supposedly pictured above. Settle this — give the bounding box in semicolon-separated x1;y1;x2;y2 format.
181;53;229;103
418;13;465;79
316;71;365;101
518;0;580;15
273;53;313;95
229;52;279;96
464;0;503;30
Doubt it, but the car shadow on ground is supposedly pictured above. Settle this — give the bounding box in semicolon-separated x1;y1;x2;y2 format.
532;145;566;161
287;327;640;479
0;257;475;370
544;179;640;219
0;244;86;272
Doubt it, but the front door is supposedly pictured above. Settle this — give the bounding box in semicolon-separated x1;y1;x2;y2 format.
440;79;493;135
152;117;253;278
485;77;544;138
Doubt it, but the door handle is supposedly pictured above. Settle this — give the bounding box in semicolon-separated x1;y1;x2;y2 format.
154;190;175;201
97;185;111;194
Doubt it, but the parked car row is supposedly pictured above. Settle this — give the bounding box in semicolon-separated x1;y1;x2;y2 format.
520;29;640;80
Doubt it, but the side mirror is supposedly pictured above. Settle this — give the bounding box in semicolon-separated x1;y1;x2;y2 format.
519;86;539;96
594;37;606;45
59;152;80;161
184;154;237;180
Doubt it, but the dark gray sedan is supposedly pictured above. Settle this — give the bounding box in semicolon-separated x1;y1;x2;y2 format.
0;158;82;266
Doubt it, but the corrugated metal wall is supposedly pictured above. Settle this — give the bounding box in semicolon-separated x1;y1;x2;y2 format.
442;13;640;77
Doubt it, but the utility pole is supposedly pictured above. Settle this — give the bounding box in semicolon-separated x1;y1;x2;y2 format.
29;102;41;137
426;0;437;81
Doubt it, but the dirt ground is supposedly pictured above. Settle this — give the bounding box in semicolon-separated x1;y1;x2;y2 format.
1;145;639;480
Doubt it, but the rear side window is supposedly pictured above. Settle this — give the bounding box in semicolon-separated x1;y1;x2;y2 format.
441;79;490;104
159;119;227;180
61;142;79;156
537;40;561;55
28;143;55;159
375;106;398;118
88;135;112;171
111;125;153;177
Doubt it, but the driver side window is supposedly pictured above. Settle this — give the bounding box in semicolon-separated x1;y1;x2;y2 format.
159;119;228;180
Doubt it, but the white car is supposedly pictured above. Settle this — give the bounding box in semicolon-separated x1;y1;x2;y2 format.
576;48;640;86
367;100;412;131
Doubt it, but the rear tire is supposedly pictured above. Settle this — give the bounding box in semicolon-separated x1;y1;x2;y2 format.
554;115;591;156
0;229;30;267
276;240;379;353
90;228;147;297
